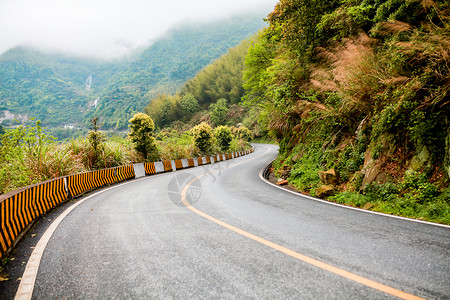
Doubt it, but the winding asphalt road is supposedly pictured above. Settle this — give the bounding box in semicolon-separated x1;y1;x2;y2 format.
3;144;450;299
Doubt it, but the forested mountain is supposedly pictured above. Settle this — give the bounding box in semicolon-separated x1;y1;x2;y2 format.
0;15;265;133
145;36;254;129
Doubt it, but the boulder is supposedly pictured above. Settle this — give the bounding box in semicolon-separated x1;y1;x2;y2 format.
318;169;338;185
316;185;335;198
409;142;430;172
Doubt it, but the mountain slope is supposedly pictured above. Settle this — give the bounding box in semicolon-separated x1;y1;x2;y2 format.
88;16;265;129
0;15;266;131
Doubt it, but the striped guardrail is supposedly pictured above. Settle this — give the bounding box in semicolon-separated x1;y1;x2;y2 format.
0;148;254;259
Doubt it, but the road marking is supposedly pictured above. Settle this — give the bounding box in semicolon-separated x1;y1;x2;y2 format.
13;153;253;300
14;178;150;300
180;147;425;300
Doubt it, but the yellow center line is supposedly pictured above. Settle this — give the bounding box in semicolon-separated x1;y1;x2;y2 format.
180;149;424;300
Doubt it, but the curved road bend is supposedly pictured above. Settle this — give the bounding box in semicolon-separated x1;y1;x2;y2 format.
9;144;450;298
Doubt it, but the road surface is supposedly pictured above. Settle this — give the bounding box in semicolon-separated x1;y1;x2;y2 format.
2;144;450;299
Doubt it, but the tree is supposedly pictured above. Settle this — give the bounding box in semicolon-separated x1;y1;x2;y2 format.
88;117;106;169
209;98;229;126
180;93;200;118
161;97;176;127
214;126;233;151
191;122;215;154
128;113;157;160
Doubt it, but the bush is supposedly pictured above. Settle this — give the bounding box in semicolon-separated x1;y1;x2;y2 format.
329;191;369;207
214;126;233;151
238;126;253;142
209;98;229;126
128;113;158;160
191;122;215;154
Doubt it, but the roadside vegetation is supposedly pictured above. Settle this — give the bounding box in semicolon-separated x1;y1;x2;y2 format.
0;117;252;195
243;0;449;224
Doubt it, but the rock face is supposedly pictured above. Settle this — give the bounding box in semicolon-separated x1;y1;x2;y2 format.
318;169;338;185
361;133;396;189
408;140;430;172
316;185;335;198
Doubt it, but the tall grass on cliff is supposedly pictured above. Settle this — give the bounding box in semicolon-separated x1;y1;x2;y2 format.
244;0;449;223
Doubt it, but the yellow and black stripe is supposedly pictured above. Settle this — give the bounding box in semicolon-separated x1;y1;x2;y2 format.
188;158;194;167
1;149;256;259
163;160;173;172
0;178;67;259
68;172;93;197
145;162;156;175
175;160;183;170
116;165;135;182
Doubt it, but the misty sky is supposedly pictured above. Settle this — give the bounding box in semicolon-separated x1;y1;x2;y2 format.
0;0;277;59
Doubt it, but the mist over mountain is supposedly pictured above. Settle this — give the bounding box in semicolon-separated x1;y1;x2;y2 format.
0;15;266;134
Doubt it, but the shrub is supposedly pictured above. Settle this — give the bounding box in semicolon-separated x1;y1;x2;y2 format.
209;98;229;126
238;126;253;142
329;191;369;208
191;122;215;154
214;126;233;151
128;113;158;160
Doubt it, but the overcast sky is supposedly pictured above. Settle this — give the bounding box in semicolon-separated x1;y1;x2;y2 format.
0;0;277;59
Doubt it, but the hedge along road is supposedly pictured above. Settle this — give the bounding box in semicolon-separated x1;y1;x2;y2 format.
5;144;450;299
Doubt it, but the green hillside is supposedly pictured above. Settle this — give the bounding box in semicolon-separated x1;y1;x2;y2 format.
241;0;449;223
0;15;266;134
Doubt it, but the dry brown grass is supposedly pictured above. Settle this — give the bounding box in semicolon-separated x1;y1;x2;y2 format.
312;33;394;115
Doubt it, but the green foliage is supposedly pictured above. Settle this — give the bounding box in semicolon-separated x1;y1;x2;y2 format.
329;191;369;208
287;149;323;195
237;126;253;142
191;122;215;155
267;0;340;60
0;16;265;133
359;171;449;224
180;93;200;118
157;131;197;160
243;0;449;223
182;37;253;107
144;36;255;130
209;99;229;126
0;116;254;195
87;117;106;169
214;126;233;151
0;120;74;193
128;113;157;160
335;136;368;182
228;138;248;152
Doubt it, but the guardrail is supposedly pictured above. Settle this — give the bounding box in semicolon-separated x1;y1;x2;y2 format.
0;149;254;259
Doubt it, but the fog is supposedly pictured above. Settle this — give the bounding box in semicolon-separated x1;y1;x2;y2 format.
0;0;277;59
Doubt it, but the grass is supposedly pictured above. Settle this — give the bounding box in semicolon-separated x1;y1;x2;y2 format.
328;173;450;225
